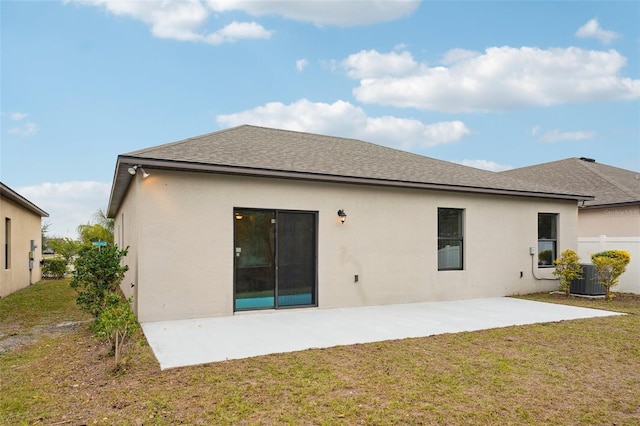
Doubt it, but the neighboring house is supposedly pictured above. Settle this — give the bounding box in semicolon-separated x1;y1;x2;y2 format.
1;182;49;298
107;125;591;322
503;157;640;294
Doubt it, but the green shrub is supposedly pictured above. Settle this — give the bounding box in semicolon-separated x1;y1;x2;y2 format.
553;249;582;296
92;292;139;367
591;250;631;301
70;245;129;318
41;258;67;279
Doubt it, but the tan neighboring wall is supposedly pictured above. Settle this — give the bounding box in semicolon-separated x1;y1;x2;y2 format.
115;170;578;322
578;205;640;238
1;197;45;298
578;205;640;293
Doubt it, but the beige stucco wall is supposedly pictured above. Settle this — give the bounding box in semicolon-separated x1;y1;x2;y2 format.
578;205;640;238
115;170;578;322
577;205;640;294
1;198;44;298
114;177;139;314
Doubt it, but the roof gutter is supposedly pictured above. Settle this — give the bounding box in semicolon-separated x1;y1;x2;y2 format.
580;201;640;210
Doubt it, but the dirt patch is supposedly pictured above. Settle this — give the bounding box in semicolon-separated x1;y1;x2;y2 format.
0;320;89;354
0;333;33;354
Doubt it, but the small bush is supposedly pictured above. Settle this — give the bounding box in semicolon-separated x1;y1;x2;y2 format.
41;258;67;279
92;292;139;367
591;250;631;301
553;249;582;296
70;245;129;318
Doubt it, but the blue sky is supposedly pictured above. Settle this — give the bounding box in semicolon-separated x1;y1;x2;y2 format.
1;1;639;238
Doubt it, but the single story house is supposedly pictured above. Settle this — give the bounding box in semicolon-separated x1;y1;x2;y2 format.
1;182;49;298
107;125;591;322
503;157;640;294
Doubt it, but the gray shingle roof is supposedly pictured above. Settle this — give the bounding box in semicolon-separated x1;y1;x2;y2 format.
502;157;640;208
108;125;591;216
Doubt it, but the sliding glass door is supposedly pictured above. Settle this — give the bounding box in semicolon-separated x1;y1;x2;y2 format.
234;210;276;309
277;212;316;307
234;209;317;311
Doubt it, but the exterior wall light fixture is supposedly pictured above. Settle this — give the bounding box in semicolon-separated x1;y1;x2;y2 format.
128;165;150;178
337;209;347;224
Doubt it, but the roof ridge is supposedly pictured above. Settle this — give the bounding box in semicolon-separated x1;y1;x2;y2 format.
574;158;639;200
125;125;250;155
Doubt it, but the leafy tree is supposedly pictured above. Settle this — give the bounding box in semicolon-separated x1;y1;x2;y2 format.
553;249;582;296
93;292;139;368
70;245;129;317
78;224;112;245
78;208;114;245
591;250;631;301
92;208;115;232
41;222;51;251
48;237;82;265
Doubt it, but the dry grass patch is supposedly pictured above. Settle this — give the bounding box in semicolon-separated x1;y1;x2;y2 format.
1;282;639;425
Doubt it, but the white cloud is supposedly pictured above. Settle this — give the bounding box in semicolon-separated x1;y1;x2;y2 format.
8;121;40;137
4;112;39;136
440;48;480;65
205;21;272;44
321;59;339;72
455;159;513;172
342;49;420;79
296;59;309;72
346;47;640;113
207;0;420;27
216;98;470;149
66;0;272;44
67;0;417;44
576;18;619;44
18;181;111;239
528;125;540;136
539;130;596;143
10;112;28;121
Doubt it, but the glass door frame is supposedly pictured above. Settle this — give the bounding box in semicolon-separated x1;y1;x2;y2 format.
233;207;318;312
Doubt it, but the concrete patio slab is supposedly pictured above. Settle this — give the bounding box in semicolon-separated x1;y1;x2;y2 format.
141;297;622;370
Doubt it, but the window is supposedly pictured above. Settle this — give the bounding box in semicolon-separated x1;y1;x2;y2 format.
438;208;464;270
538;213;557;267
4;218;10;269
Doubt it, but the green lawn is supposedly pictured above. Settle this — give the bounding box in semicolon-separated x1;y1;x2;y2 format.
1;280;639;425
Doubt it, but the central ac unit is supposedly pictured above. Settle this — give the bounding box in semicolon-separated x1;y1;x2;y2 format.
570;263;605;296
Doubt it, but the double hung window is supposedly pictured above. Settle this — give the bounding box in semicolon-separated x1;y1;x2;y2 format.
537;213;558;267
438;208;464;270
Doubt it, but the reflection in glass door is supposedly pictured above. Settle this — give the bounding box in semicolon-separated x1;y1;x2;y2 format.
234;210;276;309
234;209;317;311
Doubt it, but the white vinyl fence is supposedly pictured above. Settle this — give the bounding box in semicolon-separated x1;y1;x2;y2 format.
578;236;640;294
